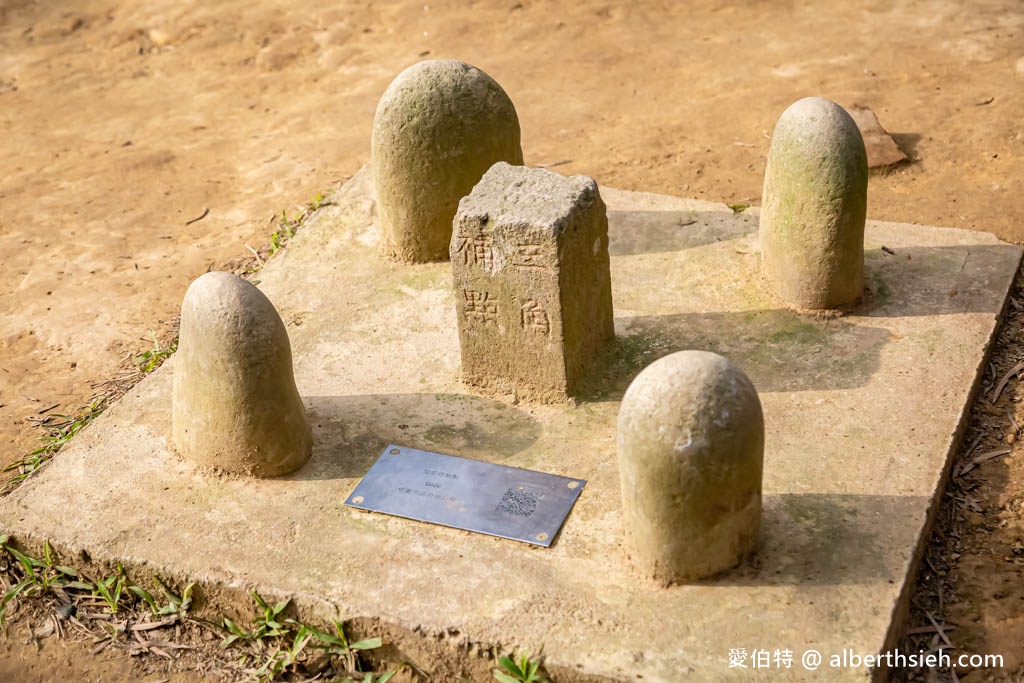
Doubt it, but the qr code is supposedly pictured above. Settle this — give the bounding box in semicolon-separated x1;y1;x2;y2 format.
495;487;539;518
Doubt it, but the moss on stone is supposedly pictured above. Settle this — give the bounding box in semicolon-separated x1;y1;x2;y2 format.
760;97;868;311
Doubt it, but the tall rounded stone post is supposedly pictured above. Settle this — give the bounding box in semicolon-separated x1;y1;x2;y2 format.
372;59;524;263
617;351;763;584
172;271;313;477
760;97;868;310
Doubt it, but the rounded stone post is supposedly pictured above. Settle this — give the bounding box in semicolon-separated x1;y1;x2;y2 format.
617;350;763;584
172;271;313;477
371;59;524;263
760;97;868;310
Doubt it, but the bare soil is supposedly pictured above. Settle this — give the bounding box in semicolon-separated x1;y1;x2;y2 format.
1;0;1022;680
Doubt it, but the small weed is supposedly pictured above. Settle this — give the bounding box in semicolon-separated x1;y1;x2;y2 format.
269;211;296;257
267;191;330;259
727;203;748;214
0;537;92;631
222;591;396;682
221;590;290;646
494;651;548;683
4;321;176;495
92;562;129;613
246;621;394;683
337;673;397;683
0;536;197;632
300;619;384;673
0;537;401;681
32;399;104;453
136;330;177;373
2;397;106;492
128;576;195;618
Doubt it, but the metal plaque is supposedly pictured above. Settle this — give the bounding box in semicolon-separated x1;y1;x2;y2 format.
343;445;585;547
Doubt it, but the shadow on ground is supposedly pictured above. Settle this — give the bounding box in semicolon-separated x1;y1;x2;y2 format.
579;308;890;401
607;208;756;255
294;392;542;481
711;493;926;587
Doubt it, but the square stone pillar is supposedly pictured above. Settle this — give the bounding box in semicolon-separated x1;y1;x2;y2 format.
451;162;614;402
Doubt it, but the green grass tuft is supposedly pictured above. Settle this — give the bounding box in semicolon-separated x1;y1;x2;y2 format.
136;330;177;373
494;650;548;683
2;398;106;493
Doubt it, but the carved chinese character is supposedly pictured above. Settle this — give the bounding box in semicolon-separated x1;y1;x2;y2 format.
454;234;496;270
520;300;551;336
512;243;546;270
462;289;498;324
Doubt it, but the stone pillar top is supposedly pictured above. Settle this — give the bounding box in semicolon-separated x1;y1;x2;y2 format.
455;161;599;237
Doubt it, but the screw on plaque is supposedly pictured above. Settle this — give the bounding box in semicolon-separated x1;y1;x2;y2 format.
352;496;364;504
536;533;548;542
567;481;579;489
389;448;401;455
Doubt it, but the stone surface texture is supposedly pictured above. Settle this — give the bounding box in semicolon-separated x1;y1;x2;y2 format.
618;350;763;584
451;162;614;402
848;104;908;169
372;59;523;263
172;271;312;477
760;97;869;310
1;168;1019;681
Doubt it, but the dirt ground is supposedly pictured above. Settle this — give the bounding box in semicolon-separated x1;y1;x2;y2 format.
1;0;1022;680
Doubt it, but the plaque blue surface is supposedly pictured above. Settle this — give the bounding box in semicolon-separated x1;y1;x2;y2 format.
343;445;586;547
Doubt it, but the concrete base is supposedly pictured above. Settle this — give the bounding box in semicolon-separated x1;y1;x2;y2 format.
1;168;1019;681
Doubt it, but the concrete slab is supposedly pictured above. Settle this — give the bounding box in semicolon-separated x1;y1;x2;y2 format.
1;168;1019;682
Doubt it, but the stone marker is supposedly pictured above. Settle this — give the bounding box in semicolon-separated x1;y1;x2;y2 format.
372;59;524;263
760;96;868;310
451;161;614;402
618;350;763;584
172;271;312;477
